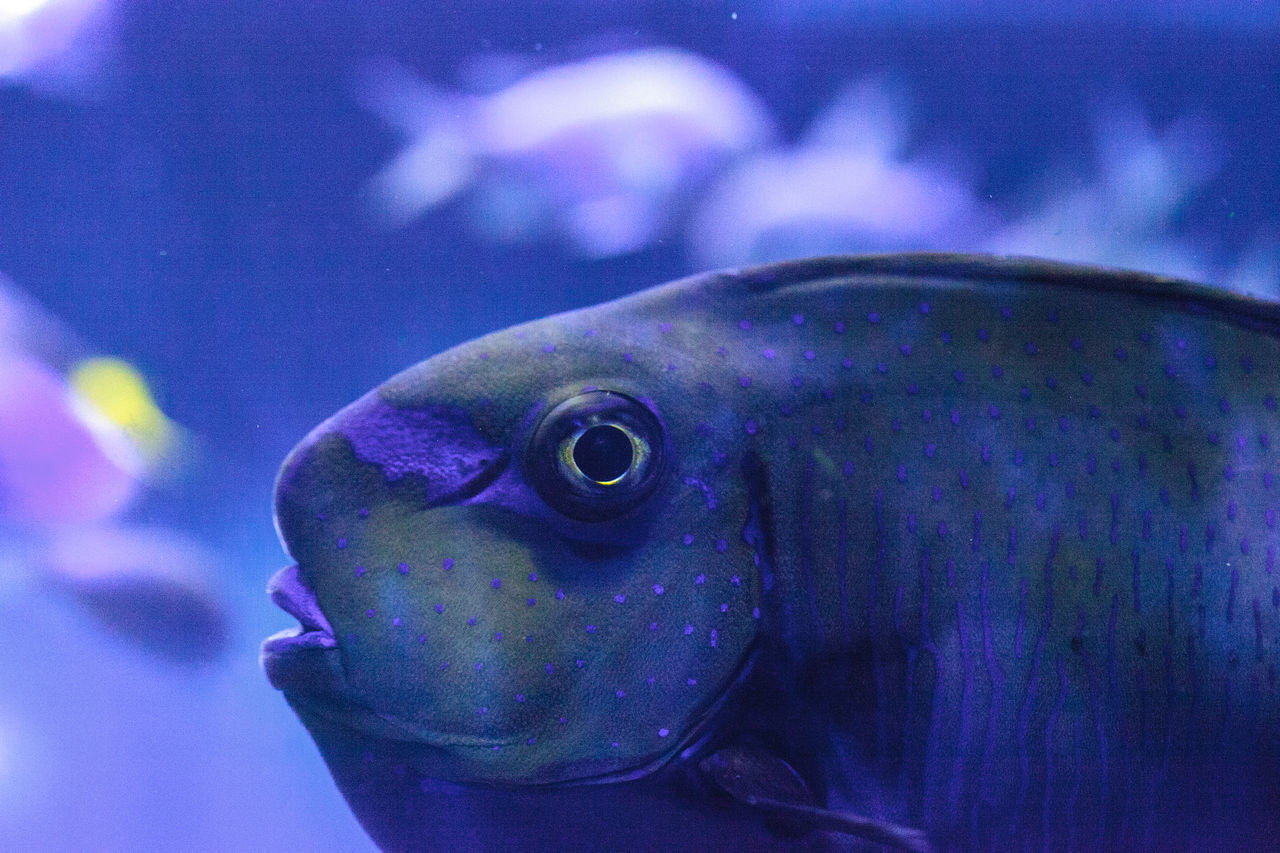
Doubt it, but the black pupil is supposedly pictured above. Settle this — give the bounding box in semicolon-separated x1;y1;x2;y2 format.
573;425;634;483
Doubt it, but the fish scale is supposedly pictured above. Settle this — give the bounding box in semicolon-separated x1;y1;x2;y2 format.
264;254;1280;852
724;266;1280;847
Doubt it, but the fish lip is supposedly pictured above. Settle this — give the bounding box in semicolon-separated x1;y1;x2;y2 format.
267;563;335;637
260;564;342;692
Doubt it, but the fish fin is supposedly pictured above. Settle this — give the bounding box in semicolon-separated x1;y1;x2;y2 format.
353;58;477;226
698;745;932;853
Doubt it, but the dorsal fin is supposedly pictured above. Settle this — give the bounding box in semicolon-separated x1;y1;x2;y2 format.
698;253;1280;336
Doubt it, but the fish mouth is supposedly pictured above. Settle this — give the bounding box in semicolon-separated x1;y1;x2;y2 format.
260;564;343;692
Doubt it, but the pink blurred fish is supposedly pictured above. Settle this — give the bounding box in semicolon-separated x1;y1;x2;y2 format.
0;276;227;665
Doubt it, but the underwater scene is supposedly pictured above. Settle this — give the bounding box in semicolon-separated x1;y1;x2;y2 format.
3;2;1280;851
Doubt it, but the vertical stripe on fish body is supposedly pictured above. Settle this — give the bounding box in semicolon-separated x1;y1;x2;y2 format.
699;256;1280;849
266;254;1280;851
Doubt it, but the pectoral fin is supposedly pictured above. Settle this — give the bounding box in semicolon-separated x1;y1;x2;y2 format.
698;746;931;853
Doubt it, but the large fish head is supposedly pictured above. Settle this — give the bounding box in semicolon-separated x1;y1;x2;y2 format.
262;275;763;788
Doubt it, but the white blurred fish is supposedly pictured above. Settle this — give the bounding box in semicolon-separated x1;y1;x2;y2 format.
358;47;774;257
1;525;229;665
0;0;116;96
982;105;1222;282
690;77;986;268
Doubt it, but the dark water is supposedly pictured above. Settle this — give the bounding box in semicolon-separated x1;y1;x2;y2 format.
0;3;1277;850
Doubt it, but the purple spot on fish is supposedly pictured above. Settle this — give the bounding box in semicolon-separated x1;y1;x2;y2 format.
792;314;805;325
355;565;366;577
683;533;695;545
745;419;759;435
434;603;443;614
614;593;626;604
868;311;881;324
491;578;502;589
337;538;347;550
443;558;454;571
398;562;410;575
653;584;665;595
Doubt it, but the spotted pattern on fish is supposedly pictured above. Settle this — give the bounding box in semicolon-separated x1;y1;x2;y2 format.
265;255;1280;852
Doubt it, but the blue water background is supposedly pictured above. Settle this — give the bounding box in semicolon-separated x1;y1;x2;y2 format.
0;3;1277;850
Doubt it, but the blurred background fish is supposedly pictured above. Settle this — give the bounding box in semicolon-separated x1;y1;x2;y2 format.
691;76;990;267
0;0;116;97
358;47;774;256
0;274;226;665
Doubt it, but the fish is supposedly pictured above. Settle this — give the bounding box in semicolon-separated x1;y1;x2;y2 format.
3;524;231;666
0;0;116;95
691;78;986;269
0;275;226;666
357;47;773;257
263;254;1280;851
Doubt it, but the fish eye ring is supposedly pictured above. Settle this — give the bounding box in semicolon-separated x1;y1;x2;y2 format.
526;390;665;521
560;421;649;487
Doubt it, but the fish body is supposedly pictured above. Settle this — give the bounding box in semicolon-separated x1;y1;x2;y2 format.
265;254;1280;851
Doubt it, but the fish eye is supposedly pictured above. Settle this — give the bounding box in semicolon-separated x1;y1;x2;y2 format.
527;390;665;521
566;423;639;485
